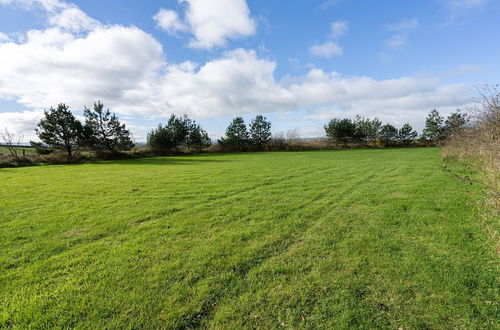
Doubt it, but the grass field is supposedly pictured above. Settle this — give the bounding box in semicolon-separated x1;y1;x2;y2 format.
0;148;498;328
0;146;37;156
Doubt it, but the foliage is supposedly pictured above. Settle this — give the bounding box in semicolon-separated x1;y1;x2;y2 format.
324;118;356;145
354;116;382;144
219;117;250;147
442;110;469;140
421;109;444;142
36;104;84;159
398;123;418;144
30;141;54;155
1;149;497;328
185;117;211;150
379;123;398;145
83;101;134;152
147;114;210;152
249;115;272;149
442;84;499;230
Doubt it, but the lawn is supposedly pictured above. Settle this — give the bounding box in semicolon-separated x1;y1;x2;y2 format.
0;148;498;328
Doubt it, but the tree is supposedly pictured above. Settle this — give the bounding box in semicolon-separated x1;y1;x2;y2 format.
0;128;23;158
147;114;209;152
325;118;356;146
185;117;211;150
249;115;272;149
355;116;382;145
166;114;188;152
380;123;398;145
398;123;418;144
421;109;444;142
442;110;469;139
147;124;176;151
83;101;134;152
36;104;83;159
219;117;250;147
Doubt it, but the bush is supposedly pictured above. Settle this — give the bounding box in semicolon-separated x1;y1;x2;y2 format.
0;155;34;168
442;84;499;226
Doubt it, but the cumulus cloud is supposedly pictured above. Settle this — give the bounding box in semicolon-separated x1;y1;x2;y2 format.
309;41;343;58
153;8;187;35
154;0;256;49
0;0;473;138
1;0;98;32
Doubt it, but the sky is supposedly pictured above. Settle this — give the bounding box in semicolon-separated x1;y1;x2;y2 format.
0;0;498;141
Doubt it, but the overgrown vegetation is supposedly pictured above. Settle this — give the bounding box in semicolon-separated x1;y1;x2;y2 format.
442;85;499;254
1;149;497;328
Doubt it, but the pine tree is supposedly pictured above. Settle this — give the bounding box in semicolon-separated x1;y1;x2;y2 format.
36;104;83;159
219;117;250;147
83;101;134;152
249;115;272;149
398;123;418;144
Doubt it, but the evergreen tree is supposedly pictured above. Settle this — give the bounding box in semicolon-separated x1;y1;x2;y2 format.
147;124;176;151
380;123;398;145
185;117;211;150
398;123;418;144
354;116;382;144
442;110;469;139
325;118;356;146
421;109;444;142
249;115;272;149
83;101;134;152
36;104;83;159
219;117;250;147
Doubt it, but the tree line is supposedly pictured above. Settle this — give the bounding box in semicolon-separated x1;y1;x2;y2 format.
324;109;468;147
17;102;468;161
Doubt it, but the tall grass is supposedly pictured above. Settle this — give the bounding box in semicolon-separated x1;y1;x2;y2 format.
442;84;499;253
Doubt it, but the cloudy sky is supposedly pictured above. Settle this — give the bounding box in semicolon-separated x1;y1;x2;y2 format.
0;0;498;141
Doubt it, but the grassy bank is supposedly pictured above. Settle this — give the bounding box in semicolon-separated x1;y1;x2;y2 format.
0;148;497;328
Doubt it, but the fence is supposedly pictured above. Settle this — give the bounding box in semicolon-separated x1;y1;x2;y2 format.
0;145;37;156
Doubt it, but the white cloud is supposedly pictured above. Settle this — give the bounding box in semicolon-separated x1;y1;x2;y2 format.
0;0;473;139
154;0;256;49
0;0;99;32
0;110;43;140
0;26;165;112
309;41;343;58
385;18;419;49
329;20;348;39
153;9;187;35
48;7;100;32
0;32;10;42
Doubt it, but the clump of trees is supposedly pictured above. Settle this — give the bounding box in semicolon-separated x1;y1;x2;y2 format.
324;109;468;147
35;102;134;160
147;114;211;153
324;116;418;147
218;115;272;151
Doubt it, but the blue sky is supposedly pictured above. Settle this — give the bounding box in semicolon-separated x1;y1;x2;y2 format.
0;0;498;141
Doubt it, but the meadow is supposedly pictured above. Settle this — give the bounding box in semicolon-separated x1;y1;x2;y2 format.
0;148;498;328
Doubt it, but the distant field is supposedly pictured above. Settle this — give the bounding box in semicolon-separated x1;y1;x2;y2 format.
0;148;498;328
0;145;37;156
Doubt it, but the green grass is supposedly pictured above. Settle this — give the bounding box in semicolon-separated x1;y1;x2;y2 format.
0;148;498;328
0;146;37;156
